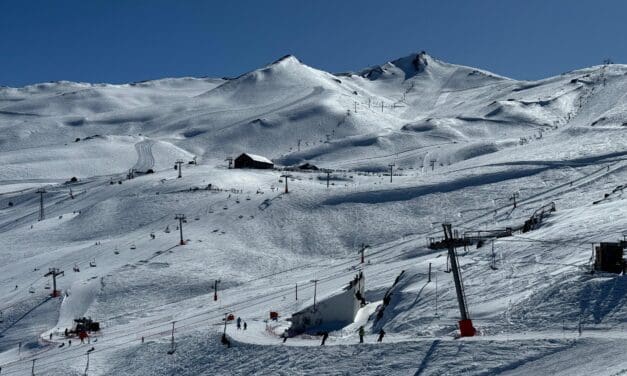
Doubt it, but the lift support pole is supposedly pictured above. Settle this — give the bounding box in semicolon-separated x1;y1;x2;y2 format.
442;223;476;337
44;268;64;297
175;214;186;245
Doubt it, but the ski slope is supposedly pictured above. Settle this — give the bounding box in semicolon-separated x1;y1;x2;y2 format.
0;52;627;375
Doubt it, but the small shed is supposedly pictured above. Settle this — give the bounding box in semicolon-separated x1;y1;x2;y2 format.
594;242;624;273
234;153;274;169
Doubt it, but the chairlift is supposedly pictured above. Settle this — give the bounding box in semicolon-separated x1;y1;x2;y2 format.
29;287;35;293
114;250;120;255
130;244;136;250
90;259;97;267
246;196;251;201
73;264;80;272
165;225;171;233
44;283;51;290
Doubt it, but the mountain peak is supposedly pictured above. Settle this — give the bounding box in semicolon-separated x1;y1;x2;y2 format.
271;54;301;66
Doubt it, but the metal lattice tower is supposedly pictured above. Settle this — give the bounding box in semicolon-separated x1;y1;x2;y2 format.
36;188;47;221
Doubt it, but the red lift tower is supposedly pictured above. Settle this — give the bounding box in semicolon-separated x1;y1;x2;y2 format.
442;223;476;337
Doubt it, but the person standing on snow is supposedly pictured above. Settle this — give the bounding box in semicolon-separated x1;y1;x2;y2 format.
377;328;386;342
321;332;329;346
281;330;288;343
358;326;365;343
243;322;247;330
236;317;242;330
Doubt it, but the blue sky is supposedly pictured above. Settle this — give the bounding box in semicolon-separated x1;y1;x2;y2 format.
1;0;625;86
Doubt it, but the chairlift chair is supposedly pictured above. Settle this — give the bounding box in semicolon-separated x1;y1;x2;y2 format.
29;287;35;293
89;260;96;267
130;244;136;250
44;283;51;290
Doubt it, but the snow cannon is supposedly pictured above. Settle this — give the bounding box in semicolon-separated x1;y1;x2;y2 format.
458;319;476;337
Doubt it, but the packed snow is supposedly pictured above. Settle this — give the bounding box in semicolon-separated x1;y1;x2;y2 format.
1;51;626;375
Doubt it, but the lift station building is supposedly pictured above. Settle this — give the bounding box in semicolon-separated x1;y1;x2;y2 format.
234;153;274;169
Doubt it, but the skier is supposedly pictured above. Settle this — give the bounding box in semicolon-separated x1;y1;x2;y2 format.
321;332;329;346
49;333;53;340
377;328;386;342
358;326;365;343
236;317;242;330
68;339;72;347
243;322;247;330
281;330;289;343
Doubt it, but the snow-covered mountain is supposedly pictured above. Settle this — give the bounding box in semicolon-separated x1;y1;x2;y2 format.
0;52;626;375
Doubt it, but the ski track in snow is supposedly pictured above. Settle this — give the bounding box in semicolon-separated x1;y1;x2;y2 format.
132;139;155;173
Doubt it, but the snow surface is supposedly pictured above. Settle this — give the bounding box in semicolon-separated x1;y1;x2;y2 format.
1;52;627;375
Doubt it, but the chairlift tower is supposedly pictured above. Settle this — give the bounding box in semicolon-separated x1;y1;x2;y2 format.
174;214;186;245
44;267;64;297
359;243;370;264
510;192;519;209
36;188;47;221
324;169;332;188
213;279;221;301
388;163;395;183
175;160;185;178
442;223;476;337
280;174;292;194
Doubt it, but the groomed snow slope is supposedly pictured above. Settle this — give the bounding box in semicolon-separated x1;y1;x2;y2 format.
0;52;627;375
